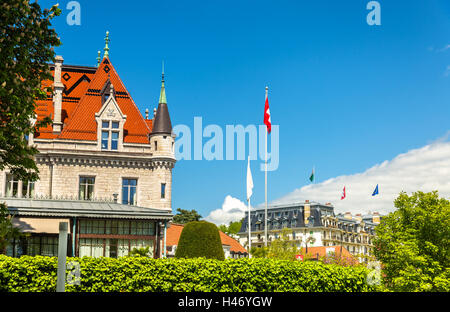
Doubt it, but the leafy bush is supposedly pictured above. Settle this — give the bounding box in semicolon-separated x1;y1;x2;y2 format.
175;221;224;260
128;247;151;258
0;255;381;292
374;191;450;292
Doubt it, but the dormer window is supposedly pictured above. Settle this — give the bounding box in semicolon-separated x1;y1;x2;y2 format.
95;79;126;152
101;120;119;151
100;79;115;105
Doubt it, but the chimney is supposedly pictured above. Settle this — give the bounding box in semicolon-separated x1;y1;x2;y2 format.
344;212;352;220
304;203;311;225
52;55;64;134
372;212;380;224
145;108;149;120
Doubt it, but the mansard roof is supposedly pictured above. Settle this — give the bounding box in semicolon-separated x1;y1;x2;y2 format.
35;58;153;143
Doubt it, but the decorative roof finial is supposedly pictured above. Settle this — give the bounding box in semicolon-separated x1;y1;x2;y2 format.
97;50;101;67
159;60;167;104
104;31;110;58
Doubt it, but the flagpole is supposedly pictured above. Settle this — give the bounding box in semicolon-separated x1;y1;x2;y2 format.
248;197;252;258
264;86;268;248
247;156;253;258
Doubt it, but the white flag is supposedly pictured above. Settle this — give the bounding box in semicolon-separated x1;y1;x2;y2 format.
247;157;253;201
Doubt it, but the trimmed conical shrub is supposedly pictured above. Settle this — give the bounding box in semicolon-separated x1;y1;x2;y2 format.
175;221;225;260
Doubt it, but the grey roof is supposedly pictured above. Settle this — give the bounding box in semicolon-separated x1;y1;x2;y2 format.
1;197;172;220
253;201;332;211
152;102;172;135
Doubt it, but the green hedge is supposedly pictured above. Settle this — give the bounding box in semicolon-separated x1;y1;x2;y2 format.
0;255;379;292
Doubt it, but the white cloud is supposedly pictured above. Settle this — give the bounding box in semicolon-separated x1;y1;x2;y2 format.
204;195;248;225
270;141;450;215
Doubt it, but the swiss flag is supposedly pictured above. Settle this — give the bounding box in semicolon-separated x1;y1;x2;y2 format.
341;186;346;200
264;91;271;134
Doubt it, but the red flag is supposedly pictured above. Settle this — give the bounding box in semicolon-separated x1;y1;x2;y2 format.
264;91;271;134
341;186;346;200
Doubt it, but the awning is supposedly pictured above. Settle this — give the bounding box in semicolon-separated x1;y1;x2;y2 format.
11;217;71;234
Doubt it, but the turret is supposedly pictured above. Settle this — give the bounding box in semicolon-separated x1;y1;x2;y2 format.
149;64;175;210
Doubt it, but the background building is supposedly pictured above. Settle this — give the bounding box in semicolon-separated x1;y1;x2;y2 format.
1;36;176;258
238;200;380;260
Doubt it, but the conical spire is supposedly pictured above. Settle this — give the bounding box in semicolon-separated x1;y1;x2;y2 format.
152;63;172;135
159;61;166;104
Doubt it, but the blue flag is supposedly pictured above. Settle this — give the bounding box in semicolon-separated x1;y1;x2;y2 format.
372;184;379;196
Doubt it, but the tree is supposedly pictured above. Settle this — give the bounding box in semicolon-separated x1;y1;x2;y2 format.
218;219;242;235
0;203;22;254
250;246;268;258
175;221;225;260
373;191;450;292
304;235;316;254
0;1;61;182
266;228;300;261
172;208;202;224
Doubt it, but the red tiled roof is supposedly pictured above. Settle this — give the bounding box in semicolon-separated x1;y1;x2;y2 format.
35;58;151;144
145;119;153;133
166;223;184;246
35;66;96;139
219;231;247;253
302;245;358;263
166;223;248;254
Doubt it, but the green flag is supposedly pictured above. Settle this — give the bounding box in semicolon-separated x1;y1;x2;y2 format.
309;167;315;182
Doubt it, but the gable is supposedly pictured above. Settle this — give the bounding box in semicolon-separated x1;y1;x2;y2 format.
55;58;151;144
96;91;126;121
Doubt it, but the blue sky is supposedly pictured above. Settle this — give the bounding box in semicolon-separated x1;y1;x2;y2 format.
42;0;450;222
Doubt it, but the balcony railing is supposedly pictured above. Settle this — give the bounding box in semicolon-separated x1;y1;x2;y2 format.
0;193;116;203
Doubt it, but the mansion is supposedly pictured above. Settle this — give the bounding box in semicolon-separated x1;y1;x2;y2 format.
238;200;381;260
1;33;175;259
